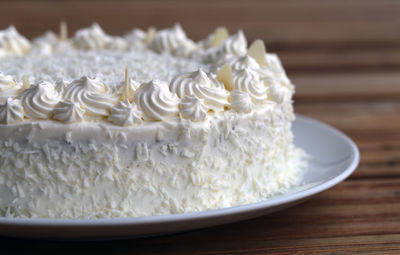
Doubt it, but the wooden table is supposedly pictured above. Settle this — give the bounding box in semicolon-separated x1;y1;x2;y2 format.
1;0;399;254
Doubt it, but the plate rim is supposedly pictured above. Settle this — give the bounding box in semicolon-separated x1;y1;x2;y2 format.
0;114;360;227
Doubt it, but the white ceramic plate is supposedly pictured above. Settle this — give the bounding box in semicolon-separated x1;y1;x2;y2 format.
0;115;360;239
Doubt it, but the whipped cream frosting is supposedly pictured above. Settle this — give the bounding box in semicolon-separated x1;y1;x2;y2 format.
0;72;16;91
73;23;112;50
0;73;22;104
53;100;85;123
124;28;146;45
0;23;305;219
19;81;60;119
202;30;248;64
32;31;59;55
63;76;117;117
230;55;260;71
170;70;229;112
0;98;24;124
219;30;248;56
0;105;305;218
134;80;179;121
230;90;253;113
180;95;207;121
149;24;196;56
0;26;31;57
108;99;142;126
231;68;268;104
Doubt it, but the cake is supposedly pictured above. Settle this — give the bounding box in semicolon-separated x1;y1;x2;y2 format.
0;23;305;218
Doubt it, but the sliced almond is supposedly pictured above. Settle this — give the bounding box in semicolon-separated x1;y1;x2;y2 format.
145;27;156;44
121;67;132;101
211;27;229;47
217;64;233;91
19;75;31;93
248;39;267;67
59;21;68;41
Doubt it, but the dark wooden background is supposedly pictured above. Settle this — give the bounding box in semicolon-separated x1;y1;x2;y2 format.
1;0;400;254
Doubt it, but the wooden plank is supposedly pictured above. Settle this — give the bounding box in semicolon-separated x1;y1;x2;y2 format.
280;48;400;73
350;132;400;179
357;142;400;166
292;71;400;102
0;0;399;48
294;100;400;133
352;164;399;180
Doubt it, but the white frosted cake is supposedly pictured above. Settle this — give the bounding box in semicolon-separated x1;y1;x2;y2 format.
0;23;305;218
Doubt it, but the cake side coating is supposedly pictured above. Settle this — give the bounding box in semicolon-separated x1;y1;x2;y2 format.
0;106;304;218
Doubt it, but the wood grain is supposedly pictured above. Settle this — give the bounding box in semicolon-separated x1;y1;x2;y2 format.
293;71;400;102
0;0;400;254
281;48;400;73
295;100;400;132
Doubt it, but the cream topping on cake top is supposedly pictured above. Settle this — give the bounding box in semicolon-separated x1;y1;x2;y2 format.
179;95;207;122
52;100;85;123
0;97;24;124
0;23;294;125
0;26;31;57
134;80;179;121
0;72;16;91
170;69;229;112
149;24;196;56
108;99;142;126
